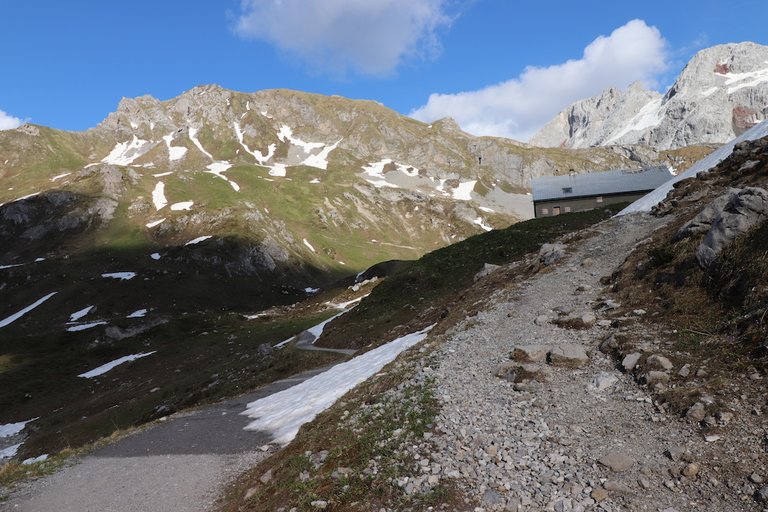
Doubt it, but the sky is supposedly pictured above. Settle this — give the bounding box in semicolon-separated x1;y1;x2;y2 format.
1;0;767;141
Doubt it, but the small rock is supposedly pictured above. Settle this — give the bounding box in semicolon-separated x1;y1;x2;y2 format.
581;257;594;267
750;473;764;484
428;475;439;485
483;489;504;506
534;314;550;326
244;486;258;500
646;354;674;371
259;469;273;484
716;411;734;426
644;370;670;386
604;481;632;494
540;243;567;265
682;463;700;479
581;312;597;326
666;446;694;463
705;435;721;443
678;364;691;378
632;309;647;316
756;485;768;502
622;353;642;371
511;345;550;363
591;488;608;502
548;345;590;367
598;451;634;472
474;263;501;281
638;477;652;489
686;402;706;422
311;500;328;509
590;372;618;391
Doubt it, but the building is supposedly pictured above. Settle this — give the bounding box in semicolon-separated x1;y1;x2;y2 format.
531;166;674;218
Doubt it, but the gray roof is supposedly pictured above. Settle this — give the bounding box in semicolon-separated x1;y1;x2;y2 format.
531;166;674;202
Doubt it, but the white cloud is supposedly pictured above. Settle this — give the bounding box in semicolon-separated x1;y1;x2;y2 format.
410;19;669;141
0;109;22;131
234;0;453;76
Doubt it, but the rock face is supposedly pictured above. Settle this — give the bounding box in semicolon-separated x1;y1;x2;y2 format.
676;187;768;267
531;42;768;149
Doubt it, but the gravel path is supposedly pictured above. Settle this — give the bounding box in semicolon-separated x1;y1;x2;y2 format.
2;366;333;512
407;213;756;511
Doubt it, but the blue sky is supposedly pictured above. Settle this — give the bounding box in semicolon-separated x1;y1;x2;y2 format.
1;0;767;140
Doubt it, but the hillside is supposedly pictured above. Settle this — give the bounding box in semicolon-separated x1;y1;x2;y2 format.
532;42;768;149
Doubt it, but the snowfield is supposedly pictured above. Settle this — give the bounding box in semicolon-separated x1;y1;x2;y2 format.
242;324;434;444
0;292;57;329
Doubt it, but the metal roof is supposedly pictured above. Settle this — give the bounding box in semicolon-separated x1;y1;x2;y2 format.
531;166;674;202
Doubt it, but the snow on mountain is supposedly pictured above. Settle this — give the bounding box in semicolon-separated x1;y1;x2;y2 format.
532;42;768;150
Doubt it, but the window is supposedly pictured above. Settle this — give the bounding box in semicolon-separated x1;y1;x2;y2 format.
596;196;604;203
542;208;549;215
562;187;573;194
564;206;572;213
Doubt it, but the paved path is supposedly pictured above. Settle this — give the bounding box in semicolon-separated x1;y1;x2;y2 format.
3;365;333;512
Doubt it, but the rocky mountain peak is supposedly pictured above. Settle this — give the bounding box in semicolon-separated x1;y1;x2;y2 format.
531;41;768;150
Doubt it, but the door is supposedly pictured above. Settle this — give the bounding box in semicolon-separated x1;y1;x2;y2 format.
553;206;561;216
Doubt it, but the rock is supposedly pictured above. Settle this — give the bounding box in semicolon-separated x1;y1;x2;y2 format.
311;500;328;509
259;469;273;484
705;435;721;443
622;353;642;371
644;371;670;386
638;477;652;489
331;467;353;480
483;489;504;506
581;257;594;267
646;354;674;370
715;411;734;426
665;446;694;463
548;345;589;367
244;486;258;500
750;473;764;484
591;488;608;501
474;263;501;281
604;480;633;494
756;485;768;502
678;364;691;377
682;463;700;479
580;312;597;326
687;402;706;422
510;345;550;363
694;187;768;268
590;372;619;391
534;314;550;326
539;243;567;266
598;451;634;472
598;334;618;353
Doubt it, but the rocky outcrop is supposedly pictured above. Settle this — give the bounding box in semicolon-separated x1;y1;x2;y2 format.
532;42;768;149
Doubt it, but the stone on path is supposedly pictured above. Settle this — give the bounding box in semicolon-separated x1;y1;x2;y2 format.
590;372;618;391
598;451;634;472
548;344;589;367
622;353;642;371
511;345;550;363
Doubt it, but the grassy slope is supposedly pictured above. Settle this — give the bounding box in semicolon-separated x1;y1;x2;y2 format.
318;204;625;349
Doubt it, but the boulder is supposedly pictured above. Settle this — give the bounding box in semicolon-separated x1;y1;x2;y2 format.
598;451;634;472
622;353;642;371
590;372;619;391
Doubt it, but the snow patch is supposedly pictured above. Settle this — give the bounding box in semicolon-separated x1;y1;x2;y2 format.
620;120;768;215
78;352;157;379
719;63;768;94
102;136;154;166
185;235;212;246
268;163;287;177
0;418;37;438
205;161;239;191
303;239;316;252
51;172;71;181
152;182;167;210
452;180;477;201
22;454;48;465
150;253;161;260
0;263;23;270
0;292;57;328
304;287;320;294
0;443;21;460
146;218;165;228
101;272;136;280
233;122;276;165
309;178;321;184
188;128;213;159
605;97;664;145
127;309;148;318
243;325;435;444
170;201;193;211
473;217;493;232
69;305;94;322
66;321;107;332
152;171;173;178
700;86;719;98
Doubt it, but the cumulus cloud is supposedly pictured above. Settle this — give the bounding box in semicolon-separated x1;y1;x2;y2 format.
234;0;453;76
410;19;669;141
0;109;22;131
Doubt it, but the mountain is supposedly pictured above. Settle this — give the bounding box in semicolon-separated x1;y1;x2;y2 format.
531;42;768;149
